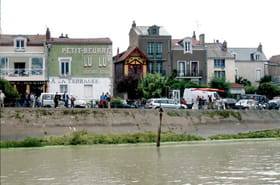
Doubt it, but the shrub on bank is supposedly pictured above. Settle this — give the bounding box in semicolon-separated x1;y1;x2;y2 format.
1;129;279;148
0;131;204;148
209;129;280;140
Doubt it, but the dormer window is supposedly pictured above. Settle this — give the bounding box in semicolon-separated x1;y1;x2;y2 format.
14;37;26;51
148;25;159;36
183;38;192;53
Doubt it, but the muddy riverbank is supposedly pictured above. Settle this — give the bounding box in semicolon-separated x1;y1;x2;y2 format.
1;108;279;141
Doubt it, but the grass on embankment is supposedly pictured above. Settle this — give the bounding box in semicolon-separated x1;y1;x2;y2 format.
1;129;279;148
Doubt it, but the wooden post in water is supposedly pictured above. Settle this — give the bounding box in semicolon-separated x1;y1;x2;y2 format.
156;108;163;147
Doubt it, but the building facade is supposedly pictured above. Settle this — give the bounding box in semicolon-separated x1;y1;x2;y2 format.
171;32;207;84
0;33;48;103
129;21;172;76
206;40;235;83
47;34;113;101
113;47;149;98
228;43;267;86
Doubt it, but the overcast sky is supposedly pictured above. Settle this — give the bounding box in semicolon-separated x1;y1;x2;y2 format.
1;0;279;58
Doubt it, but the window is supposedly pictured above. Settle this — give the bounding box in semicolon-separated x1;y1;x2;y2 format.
152;28;158;35
256;68;261;81
148;62;163;74
156;61;163;74
148;62;153;73
184;41;191;53
59;57;71;76
0;57;8;75
60;85;68;93
84;85;93;99
147;42;154;58
214;59;225;67
178;61;186;77
190;61;199;76
155;42;162;59
31;58;43;75
16;40;24;48
214;71;225;78
255;54;260;61
235;68;238;78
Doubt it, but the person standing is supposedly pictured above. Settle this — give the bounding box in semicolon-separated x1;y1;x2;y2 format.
54;92;60;108
70;95;76;108
30;93;35;108
105;92;111;109
0;90;6;108
62;91;69;108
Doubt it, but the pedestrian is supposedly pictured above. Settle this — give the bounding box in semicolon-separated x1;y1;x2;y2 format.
70;95;76;108
30;93;35;108
105;92;111;109
54;92;60;108
23;91;30;107
99;92;106;108
182;98;187;105
62;91;69;108
0;90;6;108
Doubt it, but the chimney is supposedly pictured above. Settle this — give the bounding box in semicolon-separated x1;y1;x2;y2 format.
222;40;227;51
132;20;136;28
46;28;50;40
59;33;64;38
192;31;196;40
257;42;263;53
199;34;205;46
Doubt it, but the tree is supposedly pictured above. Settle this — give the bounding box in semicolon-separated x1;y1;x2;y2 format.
260;75;272;84
210;77;230;97
137;73;168;99
245;85;257;94
0;78;20;106
115;73;141;99
257;83;280;99
235;76;251;87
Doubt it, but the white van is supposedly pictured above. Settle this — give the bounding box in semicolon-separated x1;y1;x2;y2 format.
38;93;64;108
183;88;221;109
38;93;87;108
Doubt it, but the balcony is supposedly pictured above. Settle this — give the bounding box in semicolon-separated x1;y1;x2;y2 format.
176;70;203;78
0;68;47;81
148;70;166;76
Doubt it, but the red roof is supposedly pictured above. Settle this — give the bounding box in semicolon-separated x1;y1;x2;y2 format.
230;83;245;89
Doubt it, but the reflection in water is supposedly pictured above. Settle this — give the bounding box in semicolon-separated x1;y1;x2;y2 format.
1;140;280;185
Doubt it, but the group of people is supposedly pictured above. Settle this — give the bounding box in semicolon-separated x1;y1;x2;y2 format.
53;91;76;108
194;95;224;110
99;92;111;108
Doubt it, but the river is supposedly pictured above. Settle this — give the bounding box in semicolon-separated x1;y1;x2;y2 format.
1;140;280;185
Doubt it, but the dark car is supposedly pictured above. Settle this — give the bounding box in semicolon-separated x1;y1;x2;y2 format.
222;98;237;109
267;99;280;110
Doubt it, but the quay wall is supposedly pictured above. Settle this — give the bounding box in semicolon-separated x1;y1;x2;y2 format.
1;108;280;141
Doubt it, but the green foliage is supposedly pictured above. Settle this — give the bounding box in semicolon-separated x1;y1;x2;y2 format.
245;85;257;94
257;83;280;99
210;77;230;97
235;76;251;87
110;98;124;108
0;78;20;106
137;73;168;99
206;110;242;121
209;129;280;140
260;75;272;83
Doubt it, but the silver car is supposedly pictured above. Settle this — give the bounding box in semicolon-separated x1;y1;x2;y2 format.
145;98;187;109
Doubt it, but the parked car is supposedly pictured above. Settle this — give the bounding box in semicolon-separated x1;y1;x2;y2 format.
267;99;280;110
222;98;237;109
144;98;187;109
38;93;86;108
235;99;258;110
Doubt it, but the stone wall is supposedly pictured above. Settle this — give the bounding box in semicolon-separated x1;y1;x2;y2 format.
1;108;280;141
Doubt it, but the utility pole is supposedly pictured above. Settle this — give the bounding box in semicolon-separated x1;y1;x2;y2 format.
156;107;163;147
